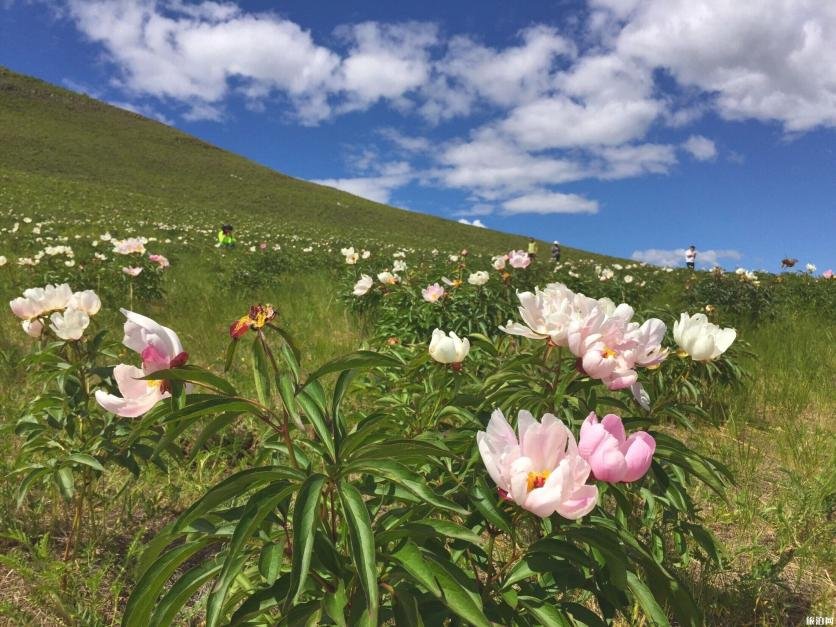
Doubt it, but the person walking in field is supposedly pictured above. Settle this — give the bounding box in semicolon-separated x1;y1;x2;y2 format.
551;241;561;262
685;244;697;270
527;237;538;260
218;224;236;249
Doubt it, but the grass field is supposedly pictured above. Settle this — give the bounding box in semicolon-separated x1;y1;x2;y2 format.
0;67;833;625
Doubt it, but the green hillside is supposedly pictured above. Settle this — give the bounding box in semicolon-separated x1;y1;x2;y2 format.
0;67;597;256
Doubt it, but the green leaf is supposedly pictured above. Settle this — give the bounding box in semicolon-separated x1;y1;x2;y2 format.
378;519;484;549
347;439;453;464
295;390;336;462
270;324;302;378
331;369;356;439
206;482;296;627
174;466;304;532
55;466;74;500
423;551;490;627
149;556;224;627
223;338;239;373
305;350;400;384
143;364;237;395
322;580;348;627
388;542;441;597
123;538;213;627
338;481;379;624
16;467;48;508
251;336;272;407
345;460;466;514
626;571;671;626
66;453;104;472
188;412;240;461
519;598;571;627
470;476;512;536
259;541;285;586
287;473;326;606
392;584;425;627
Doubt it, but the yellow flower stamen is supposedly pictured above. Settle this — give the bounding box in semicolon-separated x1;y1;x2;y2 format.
526;470;550;492
601;347;617;359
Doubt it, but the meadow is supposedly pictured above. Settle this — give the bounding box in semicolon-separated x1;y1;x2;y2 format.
1;204;833;625
0;67;834;626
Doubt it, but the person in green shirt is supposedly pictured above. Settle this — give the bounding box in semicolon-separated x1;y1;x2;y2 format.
218;224;236;249
527;237;538;260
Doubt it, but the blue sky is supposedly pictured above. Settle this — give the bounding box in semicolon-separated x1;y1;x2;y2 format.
2;0;835;271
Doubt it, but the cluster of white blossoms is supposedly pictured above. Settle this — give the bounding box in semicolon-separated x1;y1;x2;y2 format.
112;237;147;255
340;246;371;264
734;267;760;285
9;283;101;340
500;283;667;390
499;282;736;390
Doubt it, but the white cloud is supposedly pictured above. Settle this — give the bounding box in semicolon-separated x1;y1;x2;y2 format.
312;176;403;204
682;135;717;161
66;0;340;120
312;161;413;204
595;143;677;179
165;0;240;21
631;247;742;268
426;26;574;116
64;2;435;124
439;130;587;198
335;22;437;111
500;96;662;150
614;0;836;132
502;192;599;215
456;203;495;217
378;128;432;153
457;218;487;228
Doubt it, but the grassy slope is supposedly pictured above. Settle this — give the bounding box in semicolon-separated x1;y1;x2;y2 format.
0;66;606;257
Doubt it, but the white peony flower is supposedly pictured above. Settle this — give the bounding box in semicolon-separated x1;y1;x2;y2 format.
429;329;470;365
49;308;90;341
22;319;44;338
468;271;490;286
69;290;102;316
353;274;374;297
673;313;736;361
377;271;399;285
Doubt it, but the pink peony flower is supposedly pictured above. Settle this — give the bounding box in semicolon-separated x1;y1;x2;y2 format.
122;266;143;277
477;409;598;519
148;254;170;268
578;412;655;483
95;310;187;417
823;269;833;279
422;283;446;302
568;302;667;390
507;250;531;269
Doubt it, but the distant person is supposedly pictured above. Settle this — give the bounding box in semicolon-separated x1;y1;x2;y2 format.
527;237;538;260
551;241;561;262
685;244;697;270
218;224;236;249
